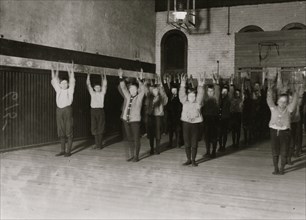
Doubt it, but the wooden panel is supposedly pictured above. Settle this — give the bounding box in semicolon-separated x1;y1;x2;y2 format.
0;66;123;151
235;30;306;68
0;39;156;73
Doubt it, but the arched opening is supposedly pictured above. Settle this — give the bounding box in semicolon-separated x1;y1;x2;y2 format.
237;25;264;84
281;22;306;30
239;25;264;33
161;29;188;78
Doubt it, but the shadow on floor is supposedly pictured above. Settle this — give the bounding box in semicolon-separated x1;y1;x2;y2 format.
71;134;123;155
138;141;180;161
71;139;94;155
285;155;306;173
196;138;271;165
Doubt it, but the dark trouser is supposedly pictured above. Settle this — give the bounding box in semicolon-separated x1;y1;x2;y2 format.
270;128;290;171
251;114;263;142
168;118;182;148
183;122;200;162
298;119;303;155
231;112;242;147
147;115;163;153
91;108;105;148
163;111;168;135
243;122;251;145
56;106;73;153
289;121;301;160
218;118;229;150
123;121;141;160
203;115;218;155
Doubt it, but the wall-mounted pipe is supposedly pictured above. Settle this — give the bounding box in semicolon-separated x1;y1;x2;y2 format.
227;6;231;35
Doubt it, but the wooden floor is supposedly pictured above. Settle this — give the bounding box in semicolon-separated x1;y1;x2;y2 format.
1;135;306;219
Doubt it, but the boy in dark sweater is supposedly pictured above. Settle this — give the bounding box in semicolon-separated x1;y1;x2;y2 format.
164;75;183;148
202;74;220;158
218;77;234;152
145;76;168;155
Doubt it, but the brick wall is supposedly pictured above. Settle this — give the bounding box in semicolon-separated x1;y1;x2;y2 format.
156;1;306;77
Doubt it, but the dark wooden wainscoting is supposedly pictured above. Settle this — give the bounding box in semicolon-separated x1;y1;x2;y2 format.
0;66;124;151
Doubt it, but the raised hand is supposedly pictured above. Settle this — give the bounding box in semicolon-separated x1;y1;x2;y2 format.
118;68;123;78
156;74;162;85
102;70;107;86
86;72;91;85
65;63;70;76
241;81;245;100
197;73;205;86
180;73;187;85
212;72;219;84
163;74;167;84
262;70;267;85
267;79;274;89
230;74;234;85
137;68;143;82
65;61;74;78
51;62;58;79
295;83;302;94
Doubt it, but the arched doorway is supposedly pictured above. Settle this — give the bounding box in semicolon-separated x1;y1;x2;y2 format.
161;30;188;78
237;25;264;84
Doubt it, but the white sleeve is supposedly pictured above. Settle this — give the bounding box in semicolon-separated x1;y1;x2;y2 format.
68;78;76;95
51;78;61;93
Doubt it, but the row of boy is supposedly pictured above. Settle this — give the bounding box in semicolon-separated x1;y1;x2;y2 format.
51;63;305;173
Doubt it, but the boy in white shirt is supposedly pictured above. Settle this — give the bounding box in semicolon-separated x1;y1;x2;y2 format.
86;72;107;149
51;62;75;157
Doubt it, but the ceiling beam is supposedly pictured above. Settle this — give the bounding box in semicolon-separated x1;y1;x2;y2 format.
156;0;305;12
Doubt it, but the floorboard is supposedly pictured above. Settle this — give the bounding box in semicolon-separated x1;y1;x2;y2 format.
1;135;305;219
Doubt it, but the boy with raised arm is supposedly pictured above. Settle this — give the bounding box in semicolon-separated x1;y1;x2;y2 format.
202;73;220;158
179;73;205;167
164;74;183;149
86;72;107;149
230;80;244;148
267;73;300;175
118;68;145;162
145;75;168;155
51;62;75;157
218;76;234;152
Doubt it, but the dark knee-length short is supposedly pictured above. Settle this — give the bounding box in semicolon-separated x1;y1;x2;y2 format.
91;108;105;135
56;106;73;138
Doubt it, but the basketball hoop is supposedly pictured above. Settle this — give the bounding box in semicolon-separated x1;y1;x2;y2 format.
258;41;280;63
167;0;198;33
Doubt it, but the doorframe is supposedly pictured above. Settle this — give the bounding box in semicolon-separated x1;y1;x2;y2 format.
160;29;188;77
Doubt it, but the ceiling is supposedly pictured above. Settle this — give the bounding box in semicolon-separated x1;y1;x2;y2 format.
155;0;305;12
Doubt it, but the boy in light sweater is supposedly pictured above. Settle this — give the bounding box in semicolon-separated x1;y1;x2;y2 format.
51;62;75;157
267;75;301;175
118;68;145;162
179;74;205;167
86;72;107;149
